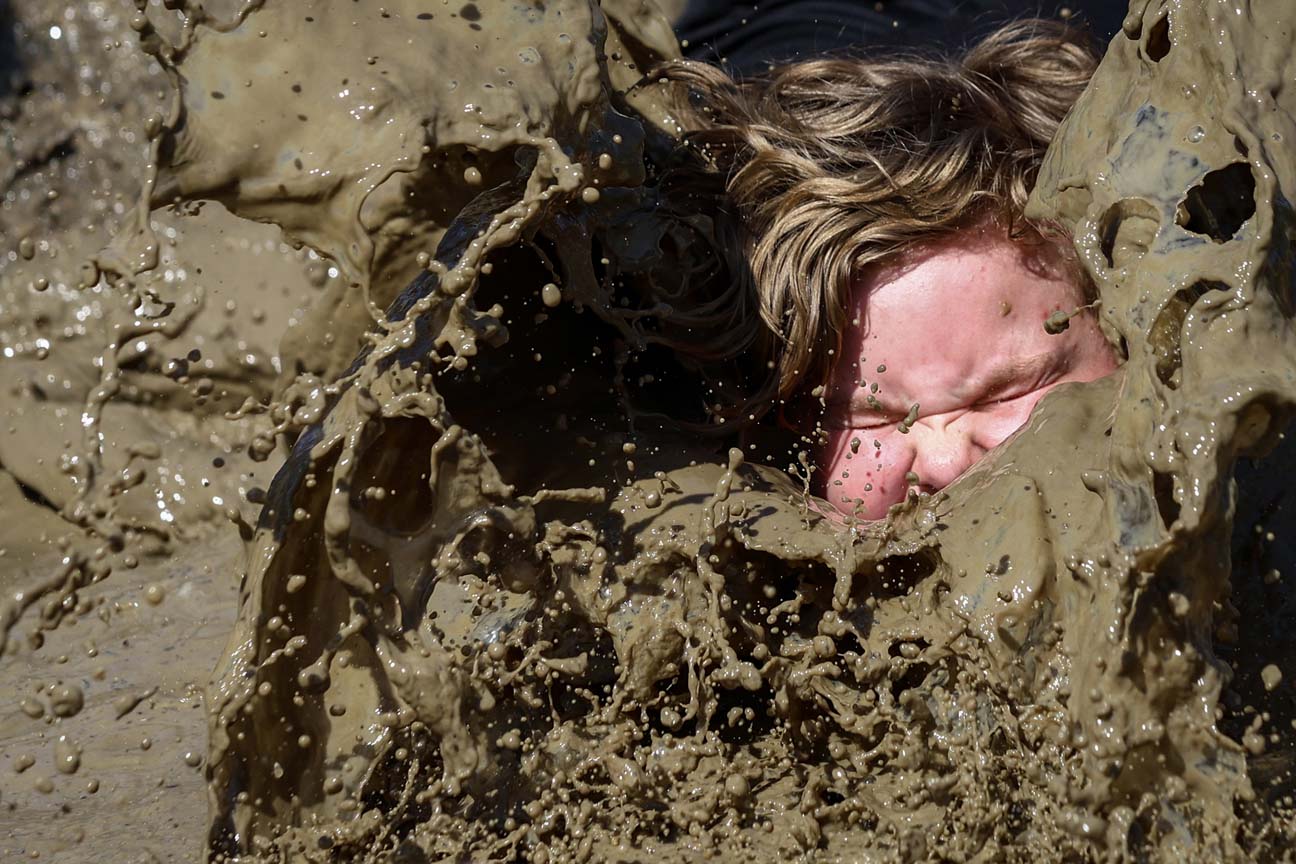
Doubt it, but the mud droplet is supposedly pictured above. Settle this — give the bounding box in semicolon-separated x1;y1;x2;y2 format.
724;773;750;799
541;283;561;308
53;736;81;775
112;687;156;720
144;583;166;605
1044;309;1072;334
13;753;35;774
49;684;84;718
463;166;482;186
18;236;35;260
1261;664;1283;691
183;751;203;768
580;186;600;204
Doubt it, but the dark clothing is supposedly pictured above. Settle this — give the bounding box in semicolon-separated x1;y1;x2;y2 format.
674;0;1128;75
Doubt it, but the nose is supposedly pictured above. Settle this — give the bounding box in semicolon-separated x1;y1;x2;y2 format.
908;417;986;492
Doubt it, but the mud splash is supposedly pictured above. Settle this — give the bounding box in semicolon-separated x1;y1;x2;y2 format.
2;0;1295;861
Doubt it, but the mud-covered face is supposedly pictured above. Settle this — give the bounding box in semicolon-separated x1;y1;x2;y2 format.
818;225;1119;518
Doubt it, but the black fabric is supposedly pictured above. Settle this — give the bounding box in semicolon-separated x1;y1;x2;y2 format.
0;0;20;97
674;0;1129;75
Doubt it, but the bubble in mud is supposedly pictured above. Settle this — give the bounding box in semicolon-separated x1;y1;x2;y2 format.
183;751;203;768
18;698;44;720
48;684;84;718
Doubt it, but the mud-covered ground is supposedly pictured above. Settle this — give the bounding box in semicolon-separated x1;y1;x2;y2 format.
0;2;325;859
1;1;1295;863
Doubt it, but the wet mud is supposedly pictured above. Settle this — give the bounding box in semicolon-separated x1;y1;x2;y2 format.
1;0;1295;862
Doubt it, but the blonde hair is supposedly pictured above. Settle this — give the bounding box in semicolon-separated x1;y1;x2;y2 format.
659;19;1098;405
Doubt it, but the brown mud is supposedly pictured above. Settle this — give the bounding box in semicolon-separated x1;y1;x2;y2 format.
1;0;1295;862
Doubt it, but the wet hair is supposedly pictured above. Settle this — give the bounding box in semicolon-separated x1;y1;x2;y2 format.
658;19;1099;405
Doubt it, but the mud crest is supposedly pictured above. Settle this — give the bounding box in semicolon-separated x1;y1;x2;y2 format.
2;0;1295;862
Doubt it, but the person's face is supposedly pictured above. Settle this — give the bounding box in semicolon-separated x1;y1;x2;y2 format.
818;225;1119;519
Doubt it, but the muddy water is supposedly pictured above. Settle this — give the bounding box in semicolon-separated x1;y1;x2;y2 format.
1;0;1295;862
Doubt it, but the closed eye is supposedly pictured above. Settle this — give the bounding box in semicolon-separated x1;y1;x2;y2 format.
968;353;1064;410
971;388;1035;410
822;412;898;431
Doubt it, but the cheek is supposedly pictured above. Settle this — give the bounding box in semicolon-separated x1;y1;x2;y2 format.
822;428;912;507
972;396;1045;451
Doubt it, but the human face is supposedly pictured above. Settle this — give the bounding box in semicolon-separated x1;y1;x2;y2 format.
818;226;1119;519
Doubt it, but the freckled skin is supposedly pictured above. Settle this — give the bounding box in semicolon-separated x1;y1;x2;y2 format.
818;226;1119;518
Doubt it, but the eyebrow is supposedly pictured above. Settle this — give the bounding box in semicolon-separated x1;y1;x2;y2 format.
969;351;1064;402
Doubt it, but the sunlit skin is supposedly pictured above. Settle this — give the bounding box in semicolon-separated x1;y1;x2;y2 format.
817;223;1120;519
